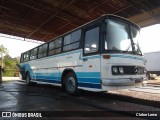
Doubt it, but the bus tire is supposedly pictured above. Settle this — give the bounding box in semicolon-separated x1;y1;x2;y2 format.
146;73;150;80
65;72;78;95
25;72;36;86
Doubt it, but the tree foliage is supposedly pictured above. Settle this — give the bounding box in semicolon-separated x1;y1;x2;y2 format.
3;55;19;77
0;45;8;55
0;45;19;77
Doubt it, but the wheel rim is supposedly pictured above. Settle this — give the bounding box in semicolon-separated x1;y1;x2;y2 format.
67;76;76;92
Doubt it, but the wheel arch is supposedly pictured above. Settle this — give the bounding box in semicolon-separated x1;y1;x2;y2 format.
61;68;77;88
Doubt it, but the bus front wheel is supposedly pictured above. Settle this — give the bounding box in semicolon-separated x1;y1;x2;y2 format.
65;72;78;95
146;73;151;80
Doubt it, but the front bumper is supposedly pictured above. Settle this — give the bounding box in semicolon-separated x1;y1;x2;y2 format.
102;77;143;86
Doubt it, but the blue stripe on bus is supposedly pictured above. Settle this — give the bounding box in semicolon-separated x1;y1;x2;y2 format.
45;76;61;79
33;72;100;79
35;73;61;77
35;79;61;84
31;72;101;89
34;77;101;84
46;73;61;76
79;55;101;60
35;79;101;89
35;76;61;80
33;76;101;84
78;82;101;89
110;54;144;60
76;72;100;78
77;78;101;84
32;78;101;89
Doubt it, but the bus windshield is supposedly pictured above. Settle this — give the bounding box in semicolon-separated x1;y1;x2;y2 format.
105;19;142;55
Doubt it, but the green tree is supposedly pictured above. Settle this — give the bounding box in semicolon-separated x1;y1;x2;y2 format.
0;45;8;67
2;55;20;77
0;45;19;77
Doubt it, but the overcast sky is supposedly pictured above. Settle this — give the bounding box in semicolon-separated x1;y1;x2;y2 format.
0;24;160;58
140;24;160;53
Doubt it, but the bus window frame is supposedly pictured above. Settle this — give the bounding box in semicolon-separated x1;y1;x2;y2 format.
48;38;62;56
23;51;30;62
101;16;142;56
37;43;48;58
30;48;38;60
20;53;24;63
83;24;101;56
62;29;81;52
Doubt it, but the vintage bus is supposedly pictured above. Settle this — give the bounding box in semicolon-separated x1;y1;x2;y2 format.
19;14;146;94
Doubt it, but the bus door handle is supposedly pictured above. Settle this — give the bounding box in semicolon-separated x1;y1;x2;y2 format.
83;58;88;61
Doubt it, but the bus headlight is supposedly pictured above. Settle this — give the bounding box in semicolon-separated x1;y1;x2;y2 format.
119;67;124;74
112;67;118;74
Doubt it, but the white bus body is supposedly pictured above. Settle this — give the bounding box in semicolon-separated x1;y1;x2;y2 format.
19;15;146;94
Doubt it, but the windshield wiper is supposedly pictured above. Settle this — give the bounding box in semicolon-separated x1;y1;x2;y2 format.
133;43;142;55
123;44;131;53
123;43;142;55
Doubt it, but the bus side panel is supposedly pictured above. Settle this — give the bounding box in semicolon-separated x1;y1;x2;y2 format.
30;49;82;85
57;50;102;91
20;49;102;92
46;56;60;82
28;59;45;81
58;50;83;83
79;55;102;91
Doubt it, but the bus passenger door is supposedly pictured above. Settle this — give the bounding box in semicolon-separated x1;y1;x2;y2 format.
80;25;101;90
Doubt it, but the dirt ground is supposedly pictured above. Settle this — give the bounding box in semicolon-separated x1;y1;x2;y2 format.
147;76;160;84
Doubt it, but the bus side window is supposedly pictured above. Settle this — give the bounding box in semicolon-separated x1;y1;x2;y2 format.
84;27;99;54
48;38;62;55
38;44;48;58
30;48;38;60
23;51;30;62
63;30;81;52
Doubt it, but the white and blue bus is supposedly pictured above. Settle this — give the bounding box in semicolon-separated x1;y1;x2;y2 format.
19;15;146;94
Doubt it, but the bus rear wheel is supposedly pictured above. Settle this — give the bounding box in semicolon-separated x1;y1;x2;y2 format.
25;72;36;86
65;72;78;95
25;73;31;85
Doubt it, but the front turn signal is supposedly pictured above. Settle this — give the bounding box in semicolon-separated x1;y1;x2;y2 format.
103;54;110;59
